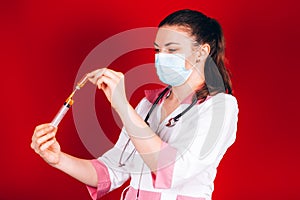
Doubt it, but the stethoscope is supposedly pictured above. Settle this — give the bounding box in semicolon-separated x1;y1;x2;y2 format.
118;85;202;200
118;85;200;166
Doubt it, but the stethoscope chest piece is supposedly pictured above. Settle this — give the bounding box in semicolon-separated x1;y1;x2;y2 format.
165;117;178;127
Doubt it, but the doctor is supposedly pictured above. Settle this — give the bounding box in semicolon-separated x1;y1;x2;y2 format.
31;9;238;200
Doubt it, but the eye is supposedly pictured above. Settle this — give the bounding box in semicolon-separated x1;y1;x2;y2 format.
168;48;178;53
154;48;160;53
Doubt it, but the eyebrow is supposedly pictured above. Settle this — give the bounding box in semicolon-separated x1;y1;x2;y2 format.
154;42;181;47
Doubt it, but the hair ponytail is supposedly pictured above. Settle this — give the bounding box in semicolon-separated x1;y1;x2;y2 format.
207;18;232;95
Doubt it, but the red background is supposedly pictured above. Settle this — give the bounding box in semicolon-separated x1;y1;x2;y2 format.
1;0;299;199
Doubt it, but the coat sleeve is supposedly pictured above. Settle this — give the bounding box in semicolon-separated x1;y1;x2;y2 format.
152;94;239;189
86;128;132;199
86;98;150;199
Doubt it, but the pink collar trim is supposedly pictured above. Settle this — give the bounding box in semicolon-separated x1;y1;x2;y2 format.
144;88;211;105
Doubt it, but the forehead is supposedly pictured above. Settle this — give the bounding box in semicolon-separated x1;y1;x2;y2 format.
154;25;194;46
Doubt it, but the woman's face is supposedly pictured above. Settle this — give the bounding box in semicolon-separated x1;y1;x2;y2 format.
154;25;199;70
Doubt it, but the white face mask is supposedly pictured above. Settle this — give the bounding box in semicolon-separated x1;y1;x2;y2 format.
155;53;192;86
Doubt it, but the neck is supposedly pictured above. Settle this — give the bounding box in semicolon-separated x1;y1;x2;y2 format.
169;65;205;103
170;80;204;103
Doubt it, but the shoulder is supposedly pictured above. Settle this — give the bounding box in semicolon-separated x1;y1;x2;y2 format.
200;93;239;116
206;93;237;106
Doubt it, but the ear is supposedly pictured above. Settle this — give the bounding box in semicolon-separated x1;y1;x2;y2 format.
196;43;211;62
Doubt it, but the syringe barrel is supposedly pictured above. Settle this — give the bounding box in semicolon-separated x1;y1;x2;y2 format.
51;98;73;127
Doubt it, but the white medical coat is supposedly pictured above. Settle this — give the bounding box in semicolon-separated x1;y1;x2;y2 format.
87;90;239;200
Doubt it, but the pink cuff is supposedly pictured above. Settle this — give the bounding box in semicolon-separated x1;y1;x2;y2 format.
86;159;111;200
152;142;177;189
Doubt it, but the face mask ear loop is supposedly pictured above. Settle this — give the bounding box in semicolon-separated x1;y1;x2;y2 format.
194;44;203;64
191;44;205;80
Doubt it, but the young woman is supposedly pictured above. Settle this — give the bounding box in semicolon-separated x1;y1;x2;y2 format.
31;9;238;200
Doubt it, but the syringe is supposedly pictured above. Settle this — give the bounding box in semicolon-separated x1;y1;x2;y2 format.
50;74;89;127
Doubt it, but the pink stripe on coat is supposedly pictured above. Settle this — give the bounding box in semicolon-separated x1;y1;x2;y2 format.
86;159;111;200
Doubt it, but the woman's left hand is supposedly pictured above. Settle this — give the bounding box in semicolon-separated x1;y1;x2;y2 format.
87;68;129;111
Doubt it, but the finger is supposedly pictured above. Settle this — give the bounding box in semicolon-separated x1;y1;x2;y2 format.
103;69;124;80
30;140;41;154
87;68;106;78
31;136;49;153
32;125;54;146
40;138;56;151
34;123;53;133
36;131;56;146
32;126;56;153
34;125;55;139
96;75;116;89
30;141;35;150
87;68;107;84
99;69;124;88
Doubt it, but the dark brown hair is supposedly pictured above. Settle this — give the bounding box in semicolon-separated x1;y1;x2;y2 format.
159;9;233;101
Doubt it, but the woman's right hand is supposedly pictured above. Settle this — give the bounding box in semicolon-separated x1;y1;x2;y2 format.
31;123;61;166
